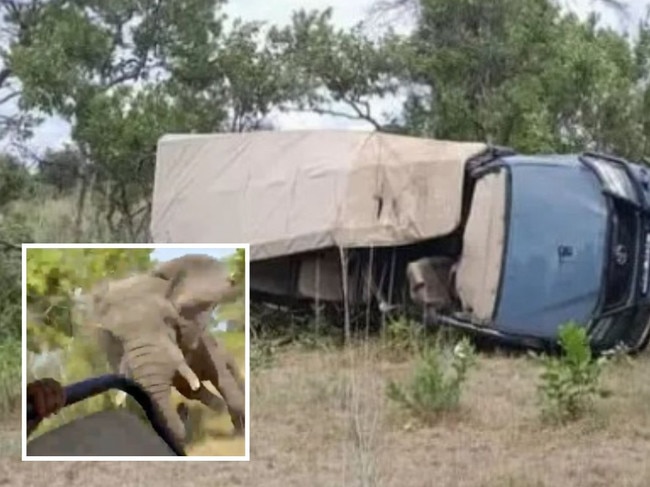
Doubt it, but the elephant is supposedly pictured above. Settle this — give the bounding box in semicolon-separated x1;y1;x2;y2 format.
115;313;246;437
86;253;245;448
173;325;246;435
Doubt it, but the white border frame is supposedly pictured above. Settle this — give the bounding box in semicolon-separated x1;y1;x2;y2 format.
21;243;251;462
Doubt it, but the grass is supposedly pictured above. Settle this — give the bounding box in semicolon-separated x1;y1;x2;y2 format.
0;337;21;416
3;334;650;485
23;328;247;456
386;337;476;424
227;341;650;487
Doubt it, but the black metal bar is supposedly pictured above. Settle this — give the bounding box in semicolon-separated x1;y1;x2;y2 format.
27;374;185;456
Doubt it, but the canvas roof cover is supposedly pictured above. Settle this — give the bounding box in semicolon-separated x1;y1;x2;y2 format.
152;130;487;261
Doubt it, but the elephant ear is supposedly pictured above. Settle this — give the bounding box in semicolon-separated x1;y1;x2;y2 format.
151;254;236;320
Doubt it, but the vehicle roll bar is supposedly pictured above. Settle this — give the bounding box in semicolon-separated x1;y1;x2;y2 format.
26;374;186;456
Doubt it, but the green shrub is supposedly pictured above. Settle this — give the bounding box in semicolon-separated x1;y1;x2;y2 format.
0;337;22;415
382;316;432;361
537;322;607;424
386;337;476;423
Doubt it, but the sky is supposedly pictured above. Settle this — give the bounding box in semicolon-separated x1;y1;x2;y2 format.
2;0;649;154
150;246;237;262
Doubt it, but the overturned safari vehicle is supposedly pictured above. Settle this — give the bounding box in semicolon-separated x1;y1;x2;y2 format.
26;375;185;457
152;130;650;353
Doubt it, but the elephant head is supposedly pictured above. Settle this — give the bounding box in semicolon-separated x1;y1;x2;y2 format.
86;253;242;447
152;253;239;316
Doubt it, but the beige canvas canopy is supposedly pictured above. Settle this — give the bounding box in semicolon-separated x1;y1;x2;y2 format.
152;130;487;261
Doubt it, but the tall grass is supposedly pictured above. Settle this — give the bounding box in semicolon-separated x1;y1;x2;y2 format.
0;336;22;415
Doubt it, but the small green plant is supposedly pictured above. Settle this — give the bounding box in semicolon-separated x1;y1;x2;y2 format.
386;337;476;423
382;316;428;360
537;322;608;424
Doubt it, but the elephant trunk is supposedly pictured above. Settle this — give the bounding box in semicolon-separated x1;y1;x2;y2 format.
122;339;190;447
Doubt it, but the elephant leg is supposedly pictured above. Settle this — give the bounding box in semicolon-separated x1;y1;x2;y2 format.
200;338;245;435
176;402;191;442
224;353;245;395
148;386;187;448
218;375;245;435
123;340;189;448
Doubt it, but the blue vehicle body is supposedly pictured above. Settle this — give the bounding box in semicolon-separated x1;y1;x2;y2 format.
495;156;608;338
437;151;650;352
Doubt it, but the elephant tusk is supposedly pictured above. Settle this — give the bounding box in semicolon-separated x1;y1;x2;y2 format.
177;362;201;391
114;390;127;407
161;334;201;391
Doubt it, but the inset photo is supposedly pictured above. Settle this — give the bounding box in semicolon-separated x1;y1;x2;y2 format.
22;243;249;461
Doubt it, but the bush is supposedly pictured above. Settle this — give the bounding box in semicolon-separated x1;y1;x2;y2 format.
386;337;476;423
383;317;419;357
381;316;442;363
537;322;607;424
0;336;22;415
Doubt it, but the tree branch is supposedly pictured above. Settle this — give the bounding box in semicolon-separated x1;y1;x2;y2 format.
0;89;19;105
340;95;383;130
0;68;11;87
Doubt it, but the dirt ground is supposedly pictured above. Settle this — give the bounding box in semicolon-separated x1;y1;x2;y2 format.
1;343;649;487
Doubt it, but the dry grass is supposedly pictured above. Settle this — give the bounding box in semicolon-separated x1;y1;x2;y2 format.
1;343;649;486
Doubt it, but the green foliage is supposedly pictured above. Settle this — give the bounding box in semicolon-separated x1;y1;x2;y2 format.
26;248;154;351
386;337;476;423
0;336;22;415
537;322;608;424
213;330;245;359
229;248;246;285
27;338;117;438
0;246;22;342
2;192;117;243
21;248;150;427
2;0;649;251
216;248;246;327
0;154;34;207
36;146;83;195
267;8;405;129
2;0;299;241
382;317;427;360
395;0;649;158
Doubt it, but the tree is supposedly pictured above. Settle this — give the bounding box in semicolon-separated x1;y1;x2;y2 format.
34;146;83;195
0;0;44;141
5;1;300;241
25;248;153;351
0;152;32;207
267;8;407;130
398;0;647;157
